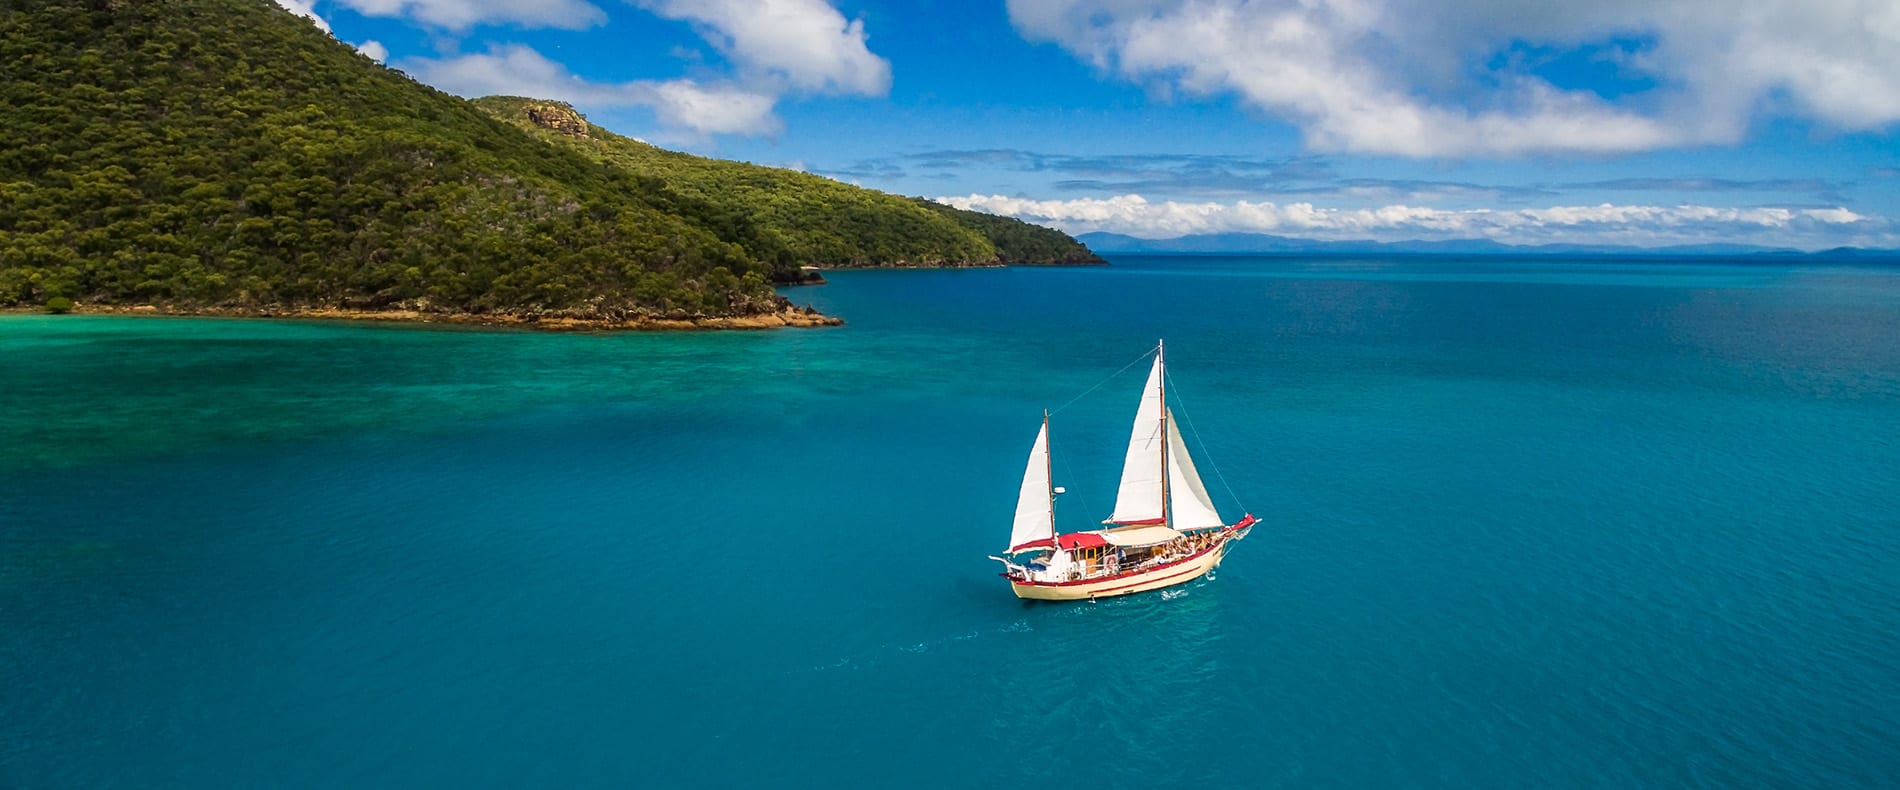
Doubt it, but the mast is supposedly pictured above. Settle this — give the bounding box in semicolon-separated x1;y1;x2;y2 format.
1044;409;1056;541
1157;339;1171;529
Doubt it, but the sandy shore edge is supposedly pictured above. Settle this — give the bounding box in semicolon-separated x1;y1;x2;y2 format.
3;304;843;331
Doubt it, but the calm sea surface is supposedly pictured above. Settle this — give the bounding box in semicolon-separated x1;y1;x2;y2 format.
4;255;1899;787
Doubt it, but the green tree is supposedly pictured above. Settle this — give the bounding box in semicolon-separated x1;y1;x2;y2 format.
0;0;1097;323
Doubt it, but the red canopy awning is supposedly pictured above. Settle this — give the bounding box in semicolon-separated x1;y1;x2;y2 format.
1057;533;1109;550
1009;532;1113;553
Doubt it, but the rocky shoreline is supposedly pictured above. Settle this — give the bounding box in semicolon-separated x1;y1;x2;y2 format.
795;256;1108;274
8;303;843;331
6;260;1115;329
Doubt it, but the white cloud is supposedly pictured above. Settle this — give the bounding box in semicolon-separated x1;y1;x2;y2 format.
636;0;891;95
322;0;892;93
1007;0;1900;157
938;193;1892;249
645;80;782;136
394;1;887;140
399;45;575;101
398;45;780;137
355;40;389;63
273;0;330;32
334;0;607;30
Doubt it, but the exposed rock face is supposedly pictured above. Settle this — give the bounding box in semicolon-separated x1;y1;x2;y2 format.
524;103;590;138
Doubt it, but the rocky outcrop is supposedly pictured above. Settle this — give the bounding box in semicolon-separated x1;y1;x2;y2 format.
772;268;829;286
524;103;590;139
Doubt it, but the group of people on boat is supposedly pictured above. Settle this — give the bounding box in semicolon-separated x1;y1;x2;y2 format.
1191;530;1220;550
1159;529;1219;564
1072;530;1223;580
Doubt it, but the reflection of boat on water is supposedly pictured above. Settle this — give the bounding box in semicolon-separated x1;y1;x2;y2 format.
991;340;1256;601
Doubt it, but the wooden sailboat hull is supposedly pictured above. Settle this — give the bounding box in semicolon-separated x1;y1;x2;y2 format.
996;342;1257;602
1009;531;1238;601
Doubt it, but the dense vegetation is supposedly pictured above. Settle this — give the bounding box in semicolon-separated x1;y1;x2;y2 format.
910;198;1102;264
0;0;1096;321
470;97;1099;273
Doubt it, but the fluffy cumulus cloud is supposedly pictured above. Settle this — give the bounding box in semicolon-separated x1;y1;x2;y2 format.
636;0;891;95
399;45;780;137
1006;0;1900;157
332;0;607;30
938;193;1892;249
393;0;887;138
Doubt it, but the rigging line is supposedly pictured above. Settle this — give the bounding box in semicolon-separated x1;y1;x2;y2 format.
1049;346;1158;417
1165;370;1245;510
1048;433;1096;525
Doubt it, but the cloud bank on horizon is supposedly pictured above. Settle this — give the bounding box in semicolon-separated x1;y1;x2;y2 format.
276;0;1899;249
937;194;1887;249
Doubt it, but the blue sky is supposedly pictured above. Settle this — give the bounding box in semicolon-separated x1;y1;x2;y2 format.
279;0;1900;249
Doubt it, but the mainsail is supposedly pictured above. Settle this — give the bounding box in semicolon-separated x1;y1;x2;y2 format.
1007;420;1055;552
1106;355;1167;525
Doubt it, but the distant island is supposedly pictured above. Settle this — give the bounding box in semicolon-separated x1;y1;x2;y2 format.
0;0;1100;330
1078;231;1900;259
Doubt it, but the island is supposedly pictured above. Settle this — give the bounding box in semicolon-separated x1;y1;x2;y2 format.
0;0;1102;330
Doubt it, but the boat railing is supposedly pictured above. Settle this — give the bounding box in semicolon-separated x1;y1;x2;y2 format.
1014;548;1212;583
1000;534;1229;583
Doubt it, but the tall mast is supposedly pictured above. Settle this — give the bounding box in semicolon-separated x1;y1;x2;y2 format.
1044;409;1056;541
1157;339;1171;529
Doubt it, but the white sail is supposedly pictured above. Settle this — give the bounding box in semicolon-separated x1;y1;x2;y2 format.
1166;412;1225;529
1007;421;1054;552
1106;354;1167;525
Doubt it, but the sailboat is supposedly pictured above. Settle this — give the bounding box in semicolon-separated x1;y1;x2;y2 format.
991;340;1257;601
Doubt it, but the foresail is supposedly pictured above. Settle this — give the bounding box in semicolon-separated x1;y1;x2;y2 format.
1165;413;1225;529
1007;422;1055;552
1106;355;1167;525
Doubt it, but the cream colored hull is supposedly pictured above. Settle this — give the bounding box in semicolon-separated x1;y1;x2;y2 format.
1010;540;1230;601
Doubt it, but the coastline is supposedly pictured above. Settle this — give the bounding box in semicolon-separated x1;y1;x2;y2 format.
4;261;1108;330
790;256;1109;278
833;258;1109;269
2;303;843;331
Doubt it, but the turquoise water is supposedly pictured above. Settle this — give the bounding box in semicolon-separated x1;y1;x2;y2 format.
4;255;1900;786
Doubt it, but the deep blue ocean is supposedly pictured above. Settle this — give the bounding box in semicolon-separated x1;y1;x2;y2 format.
4;255;1899;787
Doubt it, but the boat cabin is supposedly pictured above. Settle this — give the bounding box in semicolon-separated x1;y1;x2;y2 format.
1013;525;1223;583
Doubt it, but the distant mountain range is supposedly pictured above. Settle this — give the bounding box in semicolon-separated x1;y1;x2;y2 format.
1077;232;1900;258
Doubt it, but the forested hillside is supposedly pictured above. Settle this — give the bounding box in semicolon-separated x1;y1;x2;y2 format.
470;97;1099;271
0;0;1096;323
